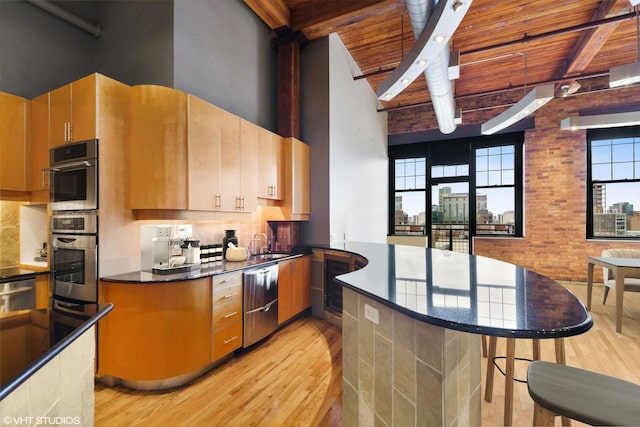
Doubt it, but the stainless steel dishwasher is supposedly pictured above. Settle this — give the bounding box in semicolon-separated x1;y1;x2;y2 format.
243;263;278;348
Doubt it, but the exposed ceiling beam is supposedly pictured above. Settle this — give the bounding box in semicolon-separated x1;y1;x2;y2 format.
243;0;290;30
289;0;394;41
555;0;632;94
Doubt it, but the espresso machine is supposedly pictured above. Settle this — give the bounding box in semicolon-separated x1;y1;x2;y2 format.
140;224;201;274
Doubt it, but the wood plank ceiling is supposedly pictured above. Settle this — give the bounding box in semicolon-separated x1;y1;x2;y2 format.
245;0;639;113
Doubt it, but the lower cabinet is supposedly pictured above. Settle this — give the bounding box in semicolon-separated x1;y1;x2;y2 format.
211;271;243;361
278;255;312;325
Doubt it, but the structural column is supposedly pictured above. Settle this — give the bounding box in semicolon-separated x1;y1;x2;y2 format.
272;28;306;139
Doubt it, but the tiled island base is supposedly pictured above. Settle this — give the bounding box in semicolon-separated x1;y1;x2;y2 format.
342;288;481;427
0;326;96;425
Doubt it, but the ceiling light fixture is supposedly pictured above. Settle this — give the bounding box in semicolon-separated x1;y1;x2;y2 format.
560;112;640;130
480;84;555;135
609;6;640;87
376;0;472;101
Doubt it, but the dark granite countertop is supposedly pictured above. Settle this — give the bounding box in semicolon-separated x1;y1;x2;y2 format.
0;267;49;282
0;299;112;400
331;242;593;339
101;253;303;284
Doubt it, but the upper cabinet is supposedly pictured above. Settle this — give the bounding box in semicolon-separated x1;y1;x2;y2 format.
129;85;188;211
49;74;96;147
0;92;30;192
31;93;49;194
257;129;283;200
283;137;310;220
131;89;258;217
188;94;221;211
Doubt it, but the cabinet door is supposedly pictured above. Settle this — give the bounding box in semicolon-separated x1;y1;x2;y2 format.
188;95;221;211
219;108;242;211
129;85;188;210
291;138;310;216
292;255;312;315
0;92;28;191
70;73;97;142
49;84;71;147
257;130;283;200
278;259;293;324
240;119;257;212
31;93;49;191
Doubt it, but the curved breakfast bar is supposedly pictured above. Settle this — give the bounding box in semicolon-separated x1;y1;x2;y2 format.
331;242;593;427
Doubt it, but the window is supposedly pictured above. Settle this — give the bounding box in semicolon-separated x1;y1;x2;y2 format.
587;127;640;238
393;158;426;235
389;133;524;251
475;146;517;235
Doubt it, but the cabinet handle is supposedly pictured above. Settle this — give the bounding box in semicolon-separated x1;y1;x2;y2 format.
223;311;238;318
218;277;238;285
222;292;238;299
63;123;68;142
241;196;245;210
224;336;238;345
68;122;73;141
215;194;221;209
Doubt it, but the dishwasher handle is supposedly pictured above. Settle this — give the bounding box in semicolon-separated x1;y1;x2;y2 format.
244;298;278;315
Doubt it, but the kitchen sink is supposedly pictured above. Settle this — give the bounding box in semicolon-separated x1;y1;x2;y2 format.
249;253;290;261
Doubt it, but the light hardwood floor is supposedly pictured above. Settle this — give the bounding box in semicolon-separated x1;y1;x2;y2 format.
95;283;640;426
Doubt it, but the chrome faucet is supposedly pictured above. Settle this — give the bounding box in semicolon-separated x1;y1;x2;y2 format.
249;233;268;255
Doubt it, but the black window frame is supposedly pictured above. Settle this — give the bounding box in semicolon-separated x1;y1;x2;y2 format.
389;133;524;241
586;126;640;239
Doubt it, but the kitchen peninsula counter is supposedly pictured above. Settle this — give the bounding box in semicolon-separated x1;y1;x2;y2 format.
329;242;593;427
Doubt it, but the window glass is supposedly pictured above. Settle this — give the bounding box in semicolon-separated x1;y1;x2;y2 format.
589;129;640;238
394;191;426;235
476;145;516;236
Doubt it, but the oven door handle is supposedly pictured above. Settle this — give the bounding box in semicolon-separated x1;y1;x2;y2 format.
48;160;93;172
55;237;78;244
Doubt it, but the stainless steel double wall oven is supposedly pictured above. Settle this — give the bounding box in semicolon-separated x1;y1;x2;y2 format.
49;139;99;303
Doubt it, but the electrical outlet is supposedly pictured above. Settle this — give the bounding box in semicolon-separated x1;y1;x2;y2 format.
364;303;379;325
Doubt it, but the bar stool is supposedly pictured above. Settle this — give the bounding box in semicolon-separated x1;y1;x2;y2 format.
484;336;570;426
527;361;640;426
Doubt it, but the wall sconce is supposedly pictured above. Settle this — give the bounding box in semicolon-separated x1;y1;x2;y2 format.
376;0;472;101
480;84;555;135
560;112;640;130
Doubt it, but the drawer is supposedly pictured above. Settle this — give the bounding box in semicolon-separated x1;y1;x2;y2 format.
212;271;242;289
212;322;242;361
212;299;242;329
212;283;242;305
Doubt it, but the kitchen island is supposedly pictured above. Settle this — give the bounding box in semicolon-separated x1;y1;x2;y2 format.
331;242;593;427
0;300;112;425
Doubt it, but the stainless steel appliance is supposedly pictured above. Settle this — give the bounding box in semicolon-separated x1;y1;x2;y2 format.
243;264;278;348
50;212;98;302
0;277;35;312
49;139;98;211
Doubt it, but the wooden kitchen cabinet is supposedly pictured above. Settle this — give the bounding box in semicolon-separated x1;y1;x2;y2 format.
211;271;243;361
278;255;312;325
266;137;310;221
257;129;283;200
98;278;211;383
219;117;257;212
239;119;258;212
49;73;96;147
0;92;30;192
187;95;221;211
31;93;49;194
129;85;188;211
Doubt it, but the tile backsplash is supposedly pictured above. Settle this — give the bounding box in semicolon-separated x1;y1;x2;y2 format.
0;201;22;267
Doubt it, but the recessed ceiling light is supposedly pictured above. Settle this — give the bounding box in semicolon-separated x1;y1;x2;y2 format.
401;78;410;85
434;34;447;44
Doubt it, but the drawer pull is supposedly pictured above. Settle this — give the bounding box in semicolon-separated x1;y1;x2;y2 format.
222;292;238;299
223;311;238;319
224;336;238;345
218;277;238;285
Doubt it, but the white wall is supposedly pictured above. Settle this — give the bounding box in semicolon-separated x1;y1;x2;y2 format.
328;34;388;244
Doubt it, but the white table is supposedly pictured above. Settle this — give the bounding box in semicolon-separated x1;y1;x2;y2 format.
587;256;640;333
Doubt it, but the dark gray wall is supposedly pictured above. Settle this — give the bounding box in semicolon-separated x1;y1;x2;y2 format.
0;0;275;129
299;37;330;246
96;0;173;88
0;0;98;97
173;0;276;129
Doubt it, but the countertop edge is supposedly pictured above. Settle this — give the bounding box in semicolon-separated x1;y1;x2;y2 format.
0;268;49;282
0;303;113;401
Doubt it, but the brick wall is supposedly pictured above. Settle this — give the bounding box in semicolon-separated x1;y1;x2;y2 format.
388;80;640;282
